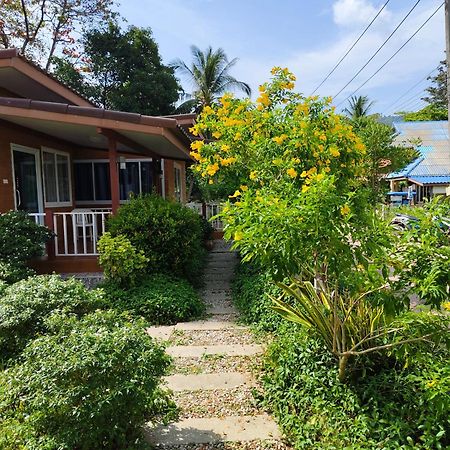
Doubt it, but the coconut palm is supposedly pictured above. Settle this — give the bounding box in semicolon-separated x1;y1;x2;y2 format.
343;95;374;119
172;46;251;112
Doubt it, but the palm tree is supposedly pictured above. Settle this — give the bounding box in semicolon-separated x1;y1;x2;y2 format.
172;46;251;112
343;95;374;119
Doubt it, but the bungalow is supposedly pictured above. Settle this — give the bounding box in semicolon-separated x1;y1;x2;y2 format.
387;121;450;202
0;48;195;273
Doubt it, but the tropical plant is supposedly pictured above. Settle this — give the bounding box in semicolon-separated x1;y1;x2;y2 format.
423;59;448;109
172;45;251;112
343;95;374;119
98;232;148;287
272;279;450;381
398;104;448;121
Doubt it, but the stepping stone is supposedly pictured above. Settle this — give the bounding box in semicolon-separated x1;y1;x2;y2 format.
145;414;281;445
146;326;174;340
174;320;246;331
164;372;253;391
166;344;263;358
207;305;237;315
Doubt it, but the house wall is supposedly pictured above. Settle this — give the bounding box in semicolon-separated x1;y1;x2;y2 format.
164;159;187;203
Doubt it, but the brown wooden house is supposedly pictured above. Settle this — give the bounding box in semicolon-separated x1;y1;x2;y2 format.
0;48;195;273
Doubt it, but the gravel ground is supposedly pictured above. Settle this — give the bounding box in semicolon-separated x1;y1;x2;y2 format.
168;330;260;346
169;355;262;375
173;386;265;419
153;440;293;450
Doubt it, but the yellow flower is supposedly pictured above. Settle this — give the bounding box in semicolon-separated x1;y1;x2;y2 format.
324;166;331;173
330;147;340;158
340;204;351;216
212;131;222;139
229;190;241;198
316;173;325;181
206;163;219;176
234;231;244;241
300;171;307;178
189;126;199;136
302;185;310;193
208;179;214;185
240;185;248;191
287;168;298;178
249;171;257;180
234;132;242;141
221;144;230;152
272;158;283;166
258;84;266;92
443;301;450;311
273;134;288;145
220;157;237;167
190;151;202;161
190;140;204;151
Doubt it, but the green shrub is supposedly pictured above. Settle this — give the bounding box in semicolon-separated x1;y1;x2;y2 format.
98;232;149;287
102;273;205;325
0;275;102;359
106;194;206;285
0;310;175;450
262;323;450;449
232;263;284;332
0;211;52;284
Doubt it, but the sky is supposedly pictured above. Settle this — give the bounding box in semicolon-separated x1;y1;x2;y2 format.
119;0;446;116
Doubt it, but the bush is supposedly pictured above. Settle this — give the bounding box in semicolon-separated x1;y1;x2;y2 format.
0;211;52;284
0;310;175;450
107;195;206;285
262;323;450;449
98;232;149;287
0;275;102;359
232;263;284;332
102;273;205;325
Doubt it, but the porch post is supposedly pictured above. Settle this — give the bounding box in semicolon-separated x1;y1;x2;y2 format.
108;137;120;214
44;210;55;259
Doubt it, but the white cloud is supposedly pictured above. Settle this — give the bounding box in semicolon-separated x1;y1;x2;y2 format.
333;0;390;27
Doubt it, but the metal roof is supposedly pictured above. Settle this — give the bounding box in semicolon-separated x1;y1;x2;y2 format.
387;121;450;185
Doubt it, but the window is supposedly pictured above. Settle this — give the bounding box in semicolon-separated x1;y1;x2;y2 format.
42;148;71;206
74;159;153;203
174;164;182;202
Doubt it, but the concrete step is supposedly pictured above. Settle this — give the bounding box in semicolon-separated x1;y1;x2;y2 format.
164;372;253;392
166;344;263;358
207;305;237;315
145;414;281;445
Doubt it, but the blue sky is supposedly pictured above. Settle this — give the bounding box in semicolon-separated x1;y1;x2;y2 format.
119;0;445;115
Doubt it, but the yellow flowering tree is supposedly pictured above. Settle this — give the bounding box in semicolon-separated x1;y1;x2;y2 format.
191;67;385;284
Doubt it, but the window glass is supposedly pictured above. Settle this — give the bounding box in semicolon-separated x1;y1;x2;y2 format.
94;163;111;201
43;151;57;203
119;162;140;200
74;163;94;201
140;161;153;194
57;154;70;202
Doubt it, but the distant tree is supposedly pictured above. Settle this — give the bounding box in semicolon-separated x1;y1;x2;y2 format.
53;23;181;115
343;95;374;119
351;117;419;201
172;46;251;112
0;0;115;71
398;104;448;122
422;60;448;109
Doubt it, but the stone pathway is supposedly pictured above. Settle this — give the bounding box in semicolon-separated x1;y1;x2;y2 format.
145;241;287;449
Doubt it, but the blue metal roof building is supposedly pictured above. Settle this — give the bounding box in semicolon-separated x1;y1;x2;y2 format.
386;121;450;200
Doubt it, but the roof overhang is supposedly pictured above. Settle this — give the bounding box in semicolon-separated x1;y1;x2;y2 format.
0;49;93;106
0;99;192;161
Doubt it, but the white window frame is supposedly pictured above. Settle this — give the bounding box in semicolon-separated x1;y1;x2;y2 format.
10;143;44;214
173;162;183;203
73;158;153;205
41;147;72;207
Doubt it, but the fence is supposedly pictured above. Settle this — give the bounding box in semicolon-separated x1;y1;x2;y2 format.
186;202;224;231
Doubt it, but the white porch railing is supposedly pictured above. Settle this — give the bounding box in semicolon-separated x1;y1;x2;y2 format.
28;213;46;226
53;210;112;256
186;202;224;231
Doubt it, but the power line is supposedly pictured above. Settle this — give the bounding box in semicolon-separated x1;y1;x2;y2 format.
310;0;391;95
384;66;438;112
333;0;422;99
388;86;430;113
337;2;444;108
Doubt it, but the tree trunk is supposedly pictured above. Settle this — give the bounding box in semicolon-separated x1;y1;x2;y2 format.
338;355;349;382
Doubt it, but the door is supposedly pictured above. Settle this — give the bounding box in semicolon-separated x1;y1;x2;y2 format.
12;146;44;215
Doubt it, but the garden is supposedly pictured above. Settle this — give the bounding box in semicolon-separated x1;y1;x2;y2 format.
0;195;210;449
190;67;450;449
